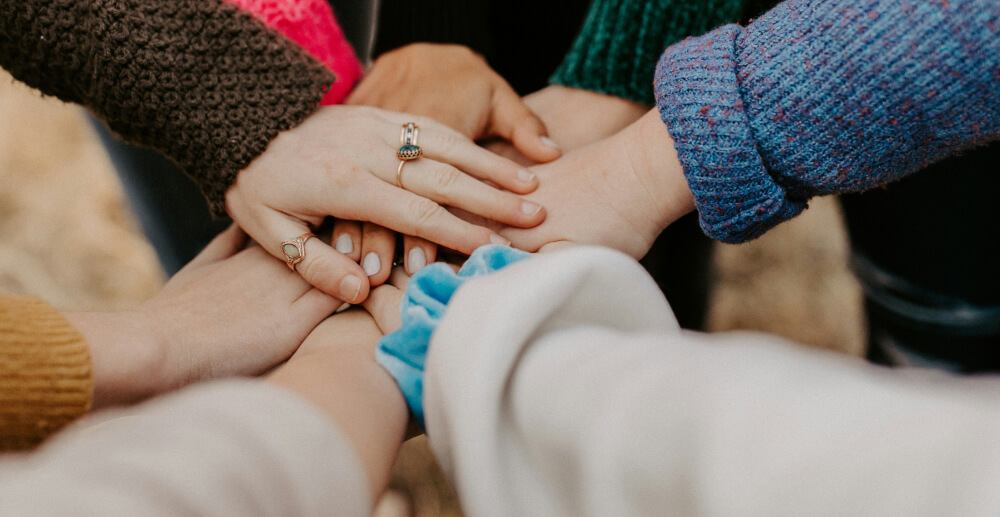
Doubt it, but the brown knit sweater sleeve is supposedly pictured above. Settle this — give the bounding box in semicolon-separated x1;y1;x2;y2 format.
0;0;335;216
0;294;92;451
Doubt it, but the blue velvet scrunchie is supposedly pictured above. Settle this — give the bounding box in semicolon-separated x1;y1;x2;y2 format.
375;245;530;428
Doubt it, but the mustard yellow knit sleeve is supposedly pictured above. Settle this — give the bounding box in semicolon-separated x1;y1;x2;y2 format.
0;294;92;450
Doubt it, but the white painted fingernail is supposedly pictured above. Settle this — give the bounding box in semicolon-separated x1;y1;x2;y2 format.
335;233;353;254
540;136;560;149
517;168;535;182
489;234;511;246
521;200;542;216
335;301;351;314
363;252;381;277
407;247;426;274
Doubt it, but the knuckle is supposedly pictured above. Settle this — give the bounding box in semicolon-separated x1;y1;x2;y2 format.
433;130;461;155
409;197;445;228
297;256;339;291
429;165;461;196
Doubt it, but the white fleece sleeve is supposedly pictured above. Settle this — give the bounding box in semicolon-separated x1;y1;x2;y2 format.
0;380;370;517
423;246;1000;517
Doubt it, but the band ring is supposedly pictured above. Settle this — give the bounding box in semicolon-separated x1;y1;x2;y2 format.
396;160;407;189
280;232;316;270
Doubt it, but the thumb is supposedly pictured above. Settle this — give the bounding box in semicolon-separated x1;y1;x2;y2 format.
488;87;561;163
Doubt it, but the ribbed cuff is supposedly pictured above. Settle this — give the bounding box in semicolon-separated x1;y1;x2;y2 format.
654;25;805;243
372;0;493;60
551;0;745;106
0;296;92;450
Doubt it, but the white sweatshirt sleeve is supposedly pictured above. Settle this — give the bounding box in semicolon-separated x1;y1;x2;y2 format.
0;380;370;517
423;246;1000;517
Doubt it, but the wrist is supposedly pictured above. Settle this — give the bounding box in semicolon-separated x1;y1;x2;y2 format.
268;347;407;496
624;109;695;233
64;309;167;408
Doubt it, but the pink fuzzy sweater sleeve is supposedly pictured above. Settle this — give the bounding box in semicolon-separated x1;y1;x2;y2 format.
223;0;363;104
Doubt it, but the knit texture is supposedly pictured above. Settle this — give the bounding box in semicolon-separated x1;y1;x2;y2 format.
0;295;92;451
223;0;363;104
552;0;745;105
0;0;335;216
655;0;1000;242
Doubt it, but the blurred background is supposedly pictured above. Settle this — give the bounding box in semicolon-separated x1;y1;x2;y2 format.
0;69;865;516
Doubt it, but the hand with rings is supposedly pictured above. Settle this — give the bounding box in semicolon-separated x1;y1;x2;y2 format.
225;105;546;304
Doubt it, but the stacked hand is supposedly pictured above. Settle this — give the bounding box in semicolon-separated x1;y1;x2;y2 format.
225;105;546;303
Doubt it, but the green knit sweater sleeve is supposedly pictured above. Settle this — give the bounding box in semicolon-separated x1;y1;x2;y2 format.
550;0;745;105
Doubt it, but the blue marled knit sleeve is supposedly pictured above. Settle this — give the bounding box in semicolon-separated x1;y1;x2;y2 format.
654;0;1000;243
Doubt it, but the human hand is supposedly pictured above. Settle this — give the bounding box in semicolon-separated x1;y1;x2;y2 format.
69;225;342;408
225;105;546;303
498;109;696;257
347;43;560;163
522;85;649;153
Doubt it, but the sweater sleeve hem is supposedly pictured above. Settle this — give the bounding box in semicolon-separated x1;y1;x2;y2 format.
0;295;92;451
654;25;805;243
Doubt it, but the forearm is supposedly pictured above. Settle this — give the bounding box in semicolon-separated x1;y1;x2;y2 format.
62;311;165;409
268;345;408;500
654;0;1000;242
551;0;745;104
0;0;333;215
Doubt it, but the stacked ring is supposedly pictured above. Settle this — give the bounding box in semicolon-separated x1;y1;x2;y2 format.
396;122;422;189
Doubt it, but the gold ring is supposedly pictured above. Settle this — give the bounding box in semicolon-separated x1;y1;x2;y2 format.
396;160;407;189
280;232;316;270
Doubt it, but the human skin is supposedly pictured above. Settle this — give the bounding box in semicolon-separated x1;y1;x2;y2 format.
267;269;411;500
225;105;547;302
489;108;694;257
65;225;343;408
344;43;562;279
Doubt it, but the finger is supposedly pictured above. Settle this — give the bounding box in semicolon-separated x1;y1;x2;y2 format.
332;220;363;262
345;176;510;255
402;235;435;276
184;224;247;269
381;114;538;195
398;159;546;229
387;265;413;290
291;287;344;320
537;241;576;254
488;87;561;164
263;213;370;303
363;283;404;335
360;223;395;287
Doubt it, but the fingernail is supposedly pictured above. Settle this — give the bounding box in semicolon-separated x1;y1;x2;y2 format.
521;200;542;216
340;275;362;303
334;301;351;314
407;247;426;274
517;168;535;183
335;233;353;254
540;136;560;149
363;252;381;277
489;234;511;246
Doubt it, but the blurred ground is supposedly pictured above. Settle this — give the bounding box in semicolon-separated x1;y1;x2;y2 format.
0;69;864;515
